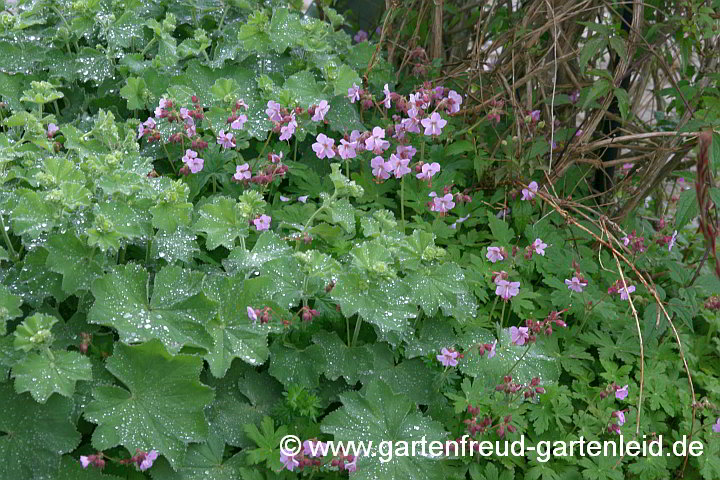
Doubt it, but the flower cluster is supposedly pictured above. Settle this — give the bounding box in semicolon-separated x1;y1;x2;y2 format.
620;230;646;254
247;305;274;324
524;238;548;259
608;410;627;435
607;280;636;301
280;440;356;473
495;376;545;400
79;453;105;469
463;406;517;439
491;271;520;301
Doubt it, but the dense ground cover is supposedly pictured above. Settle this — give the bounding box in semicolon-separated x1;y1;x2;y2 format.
0;1;719;479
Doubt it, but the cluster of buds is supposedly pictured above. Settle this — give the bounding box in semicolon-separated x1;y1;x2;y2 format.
329;454;357;472
299;305;319;323
249;163;289;186
487;99;505;124
620;230;646;254
495;376;545;399
408;47;430;77
79;453;106;469
473;341;497;358
525;310;567;337
118;449;158;471
247;306;273;324
463;406;517;439
79;332;92;354
704;296;720;311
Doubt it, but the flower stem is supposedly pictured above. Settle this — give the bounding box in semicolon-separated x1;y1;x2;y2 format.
400;174;405;233
351;316;363;347
505;344;532;376
500;300;506;329
0;215;17;261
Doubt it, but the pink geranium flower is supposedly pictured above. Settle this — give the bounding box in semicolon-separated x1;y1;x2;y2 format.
447;90;463;114
382;84;392;108
421;112;447;136
182;149;204;173
266;101;283;122
217;130;235;149
416;162;440;181
311;100;330;122
348;84;361;103
486;246;505;263
371;156;391;180
365;126;390;153
429;192;455;213
496;280;520;301
565;277;587;293
253;215;271;231
386;154;411;178
531;238;548;256
312;133;336;159
231;114;248;130
436;347;459;367
338;139;357;160
522;181;538;201
509;326;529;345
615;384;629;400
233;163;251;181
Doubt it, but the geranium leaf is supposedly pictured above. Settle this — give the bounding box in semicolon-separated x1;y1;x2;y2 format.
84;340;214;469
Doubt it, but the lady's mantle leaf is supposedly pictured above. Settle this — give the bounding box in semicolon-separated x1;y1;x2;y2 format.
12;350;92;403
83;340;214;469
0;284;23;335
0;384;81;479
321;380;448;480
193;196;249;250
88;264;214;353
405;262;477;319
150;432;245;480
202;274;283;377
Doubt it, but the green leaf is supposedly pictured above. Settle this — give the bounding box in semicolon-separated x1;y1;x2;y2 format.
11;188;58;238
608;36;628;62
321;380;448;480
202;274;282;377
326;95;364;133
45;233;105;294
0;284;23;336
151;227;199;264
12;350;92;403
579;36;606;71
120;77;147;110
268;341;326;388
487;211;514;244
311;330;374;383
333;64;361;97
405;262;477;319
223;231;291;273
326;196;356;233
331;272;417;334
269;7;304;53
194;196;249;250
675;188;698;230
151;432;245;480
582;79;611;109
88;264;215;353
13;313;58;352
244;416;287;469
84;340;214;469
0;384;81;479
614;87;630;120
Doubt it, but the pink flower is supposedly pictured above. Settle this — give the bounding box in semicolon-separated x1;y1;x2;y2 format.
312;133;336;159
530;110;541;122
436;347;459;367
217;130;235;149
270;152;283;163
619;285;635;301
449;214;471;230
623;163;633;171
416;162;440;181
447;90;463;114
185;119;196;137
365;126;390;153
396;144;417;159
615;384;629;400
429;192;455;213
509;326;529;345
522;181;538;201
496;280;520;301
253;215;271;231
401;114;421;134
486;246;505;263
487;340;497;359
182;149;204;173
179;107;191;121
47;123;59;138
79;456;91;468
382;84;392;108
231;115;248;129
280;196;290;202
386;154;411;178
280;452;300;471
565;277;587;293
668;230;678;252
266;101;283;122
279;114;297;141
371;156;391;180
348;84;361;103
312;100;330;121
137;117;156;139
138;450;158;471
421;112;447;136
353;30;368;43
233;163;251;181
345;456;357;472
614;411;625;426
298;195;308;203
712;418;720;433
247;306;257;322
155;98;171;118
303;440;329;457
531;238;547;256
338;139;357;160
